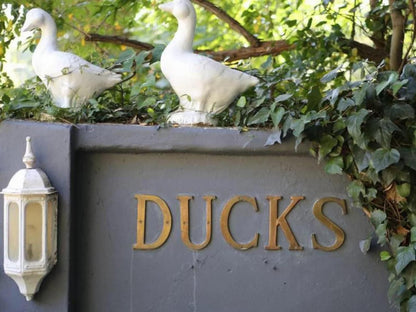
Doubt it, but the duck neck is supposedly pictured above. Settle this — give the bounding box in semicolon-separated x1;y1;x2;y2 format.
170;14;196;53
36;15;58;53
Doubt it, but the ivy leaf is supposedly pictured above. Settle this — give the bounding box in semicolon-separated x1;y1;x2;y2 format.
388;277;405;303
351;145;370;172
327;88;340;106
374;118;401;149
270;107;285;127
324;156;344;175
395;246;415;274
408;296;416;312
151;44;165;62
285;20;297;27
265;130;282;146
318;135;338;162
337;98;355;112
380;251;391;261
399;148;416;171
333;118;346;132
275;93;292;102
282;115;293;138
135;51;149;67
353;83;369;106
355;134;370;150
411;227;416;243
397;183;411;197
370;148;400;173
366;167;381;184
141;75;156;89
391;234;406;254
385;103;415;120
392;79;408;96
375;222;387;245
376;72;398;95
347;180;365;199
290;118;305;137
371;209;387;227
321;65;343;83
116;48;136;64
137;97;156;109
359;237;372;254
247;107;270;125
403;262;416;290
307;86;322;110
346;109;370;141
364;188;377;201
236;96;247;108
295;133;305;151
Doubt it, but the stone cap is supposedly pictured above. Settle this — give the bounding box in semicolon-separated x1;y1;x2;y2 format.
2;168;55;195
1;136;56;195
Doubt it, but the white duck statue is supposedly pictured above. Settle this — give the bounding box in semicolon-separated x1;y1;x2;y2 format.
159;0;259;125
21;8;122;108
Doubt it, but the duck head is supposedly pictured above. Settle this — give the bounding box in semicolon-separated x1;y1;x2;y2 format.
22;8;50;32
159;0;193;20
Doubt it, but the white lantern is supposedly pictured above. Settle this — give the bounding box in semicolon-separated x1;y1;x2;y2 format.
1;137;58;301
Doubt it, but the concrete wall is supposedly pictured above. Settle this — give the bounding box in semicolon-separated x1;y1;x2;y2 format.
0;120;72;312
0;120;395;311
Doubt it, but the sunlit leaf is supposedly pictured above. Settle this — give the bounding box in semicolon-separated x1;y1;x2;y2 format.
324;156;344;174
321;65;343;83
318;134;338;162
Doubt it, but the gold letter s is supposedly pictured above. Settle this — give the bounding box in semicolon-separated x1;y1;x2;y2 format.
311;197;347;251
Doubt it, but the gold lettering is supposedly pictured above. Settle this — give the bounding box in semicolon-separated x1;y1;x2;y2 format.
133;195;172;250
178;195;215;250
220;196;259;250
311;197;347;251
265;196;304;250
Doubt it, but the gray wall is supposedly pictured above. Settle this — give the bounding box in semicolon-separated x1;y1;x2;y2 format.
0;120;395;311
0;120;72;312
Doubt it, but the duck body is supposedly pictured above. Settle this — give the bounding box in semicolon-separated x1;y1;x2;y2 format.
159;0;259;125
22;8;121;108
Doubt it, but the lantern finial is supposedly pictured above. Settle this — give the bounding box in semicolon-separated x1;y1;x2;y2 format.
23;136;35;169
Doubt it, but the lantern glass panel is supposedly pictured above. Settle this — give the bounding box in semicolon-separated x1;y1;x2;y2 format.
47;199;55;260
25;202;43;262
8;202;19;262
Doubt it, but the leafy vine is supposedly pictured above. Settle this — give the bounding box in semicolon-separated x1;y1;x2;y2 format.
1;0;416;310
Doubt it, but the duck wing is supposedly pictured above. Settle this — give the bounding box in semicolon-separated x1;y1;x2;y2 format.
34;51;121;86
162;52;258;113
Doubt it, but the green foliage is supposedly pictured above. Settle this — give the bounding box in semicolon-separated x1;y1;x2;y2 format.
0;47;178;125
1;0;416;309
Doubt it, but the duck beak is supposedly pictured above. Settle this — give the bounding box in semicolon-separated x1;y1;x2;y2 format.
159;2;174;13
21;21;34;32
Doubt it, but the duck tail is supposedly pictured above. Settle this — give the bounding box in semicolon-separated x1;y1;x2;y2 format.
248;75;260;87
106;72;123;87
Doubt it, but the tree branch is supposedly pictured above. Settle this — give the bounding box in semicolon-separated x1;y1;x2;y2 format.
85;33;154;50
84;33;293;61
198;41;294;61
191;0;261;47
85;33;388;64
399;0;416;72
345;39;388;64
389;0;405;70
